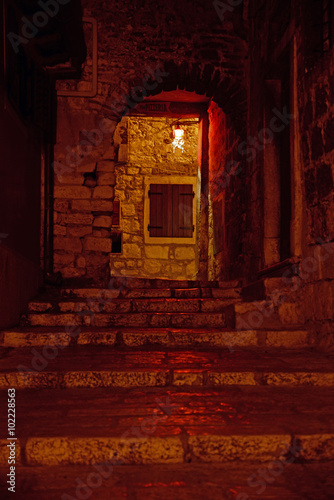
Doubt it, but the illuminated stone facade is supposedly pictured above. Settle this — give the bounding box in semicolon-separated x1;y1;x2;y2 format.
111;117;199;279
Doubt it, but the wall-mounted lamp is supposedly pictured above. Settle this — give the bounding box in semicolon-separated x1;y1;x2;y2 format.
173;123;185;140
172;122;185;151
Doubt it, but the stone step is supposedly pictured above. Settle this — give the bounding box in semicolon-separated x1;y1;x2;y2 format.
27;297;240;314
0;386;334;466
48;278;240;292
20;310;236;328
235;301;305;329
0;327;314;349
1;462;332;499
38;286;242;300
1;346;333;388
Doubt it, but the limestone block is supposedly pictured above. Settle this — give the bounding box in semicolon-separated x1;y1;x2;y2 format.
54;225;66;236
85;254;109;267
124;219;140;233
54;237;82;253
123;244;142;258
54;253;75;266
127;167;140;175
93;216;112;228
93;229;110;238
77;162;96;173
278;302;305;325
118;144;128;162
113;261;124;269
61;267;85;278
72;199;114;212
175;247;196;260
144;260;161;274
84;237;111;253
97;173;116;186
121;204;136;217
54;200;69;212
93;186;114;199
76;256;86;268
96;161;115;172
102;146;115;159
185;261;196;276
67;226;92;237
62;214;94;225
145;246;169;259
54;186;91;199
55;174;84;185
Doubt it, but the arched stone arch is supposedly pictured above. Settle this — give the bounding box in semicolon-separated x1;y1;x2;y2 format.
109;60;247;133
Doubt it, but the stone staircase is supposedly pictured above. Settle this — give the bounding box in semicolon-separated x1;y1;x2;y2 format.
0;278;334;499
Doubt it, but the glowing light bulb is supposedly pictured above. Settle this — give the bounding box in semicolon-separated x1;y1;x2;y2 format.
172;124;185;151
173;126;184;139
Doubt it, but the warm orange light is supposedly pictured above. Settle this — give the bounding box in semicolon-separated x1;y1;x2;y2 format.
173;125;184;139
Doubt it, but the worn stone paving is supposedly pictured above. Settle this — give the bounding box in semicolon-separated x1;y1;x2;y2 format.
0;345;334;389
1;326;314;349
1;281;333;498
1;386;334;467
0;462;334;499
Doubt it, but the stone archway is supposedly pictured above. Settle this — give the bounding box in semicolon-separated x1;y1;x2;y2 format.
107;62;247;280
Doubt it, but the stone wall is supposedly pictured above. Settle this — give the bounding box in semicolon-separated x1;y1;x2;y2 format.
208;101;247;281
111;117;199;279
246;0;334;348
52;0;247;283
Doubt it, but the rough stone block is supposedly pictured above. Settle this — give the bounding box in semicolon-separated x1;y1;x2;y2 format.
175;247;196;260
85;254;110;267
54;237;82;253
145;246;169;259
93;216;112;228
62;214;94;225
84;237;111;253
93;186;114;199
67;226;92;237
127;167;140;175
54;224;66;236
97;173;116;186
54;200;69;212
72;199;114;212
121;203;136;217
123;243;142;258
76;256;86;268
144;261;161;274
102;146;115;159
55;174;84;185
54;253;75;266
54;186;91;199
93;229;110;238
77;162;96;173
96;161;115;172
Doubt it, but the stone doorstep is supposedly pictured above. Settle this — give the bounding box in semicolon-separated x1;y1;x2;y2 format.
2;463;333;500
1;328;314;348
